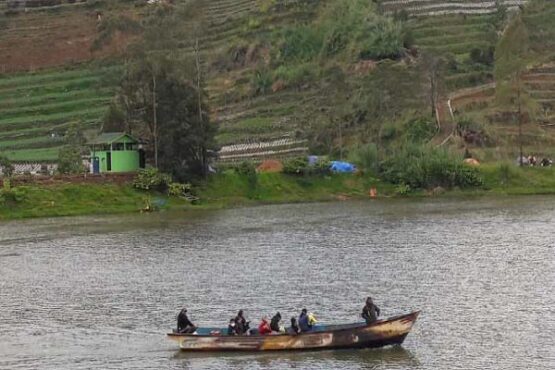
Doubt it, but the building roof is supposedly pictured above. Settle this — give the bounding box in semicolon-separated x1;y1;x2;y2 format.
89;132;138;145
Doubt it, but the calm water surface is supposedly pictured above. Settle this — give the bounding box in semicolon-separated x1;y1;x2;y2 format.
0;197;554;369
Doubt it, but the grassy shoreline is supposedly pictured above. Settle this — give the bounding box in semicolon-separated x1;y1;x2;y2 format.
1;165;555;220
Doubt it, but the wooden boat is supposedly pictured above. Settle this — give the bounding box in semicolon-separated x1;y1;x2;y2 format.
167;311;419;352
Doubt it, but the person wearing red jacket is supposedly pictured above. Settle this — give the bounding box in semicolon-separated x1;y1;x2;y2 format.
258;317;272;335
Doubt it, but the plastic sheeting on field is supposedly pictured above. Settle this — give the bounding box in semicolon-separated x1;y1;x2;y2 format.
330;161;357;173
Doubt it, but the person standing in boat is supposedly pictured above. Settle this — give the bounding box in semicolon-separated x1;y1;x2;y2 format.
298;308;313;332
270;312;282;333
234;310;249;335
177;308;197;333
362;297;381;324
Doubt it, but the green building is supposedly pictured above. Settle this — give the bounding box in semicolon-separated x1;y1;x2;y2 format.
89;133;145;174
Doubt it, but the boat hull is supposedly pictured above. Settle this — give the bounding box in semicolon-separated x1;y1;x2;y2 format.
167;311;419;352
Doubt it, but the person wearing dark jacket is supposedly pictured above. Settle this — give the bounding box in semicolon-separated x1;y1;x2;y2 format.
234;310;249;335
288;317;300;334
177;308;197;333
361;297;381;324
298;308;312;332
270;312;282;332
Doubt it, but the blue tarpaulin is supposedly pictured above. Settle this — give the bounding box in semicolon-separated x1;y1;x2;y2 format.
330;161;357;173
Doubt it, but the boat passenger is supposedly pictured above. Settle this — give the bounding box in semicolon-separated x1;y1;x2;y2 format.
227;318;237;336
288;317;300;334
270;312;282;332
298;308;312;332
177;308;197;334
258;317;272;335
234;310;249;335
362;297;381;324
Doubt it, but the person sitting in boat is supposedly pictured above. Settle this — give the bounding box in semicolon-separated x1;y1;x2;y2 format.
227;318;237;336
258;317;272;335
362;297;381;324
234;310;249;335
288;317;300;334
177;307;197;334
298;308;313;332
270;312;282;333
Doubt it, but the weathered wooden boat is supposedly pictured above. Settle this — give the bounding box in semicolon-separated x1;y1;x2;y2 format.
167;311;419;352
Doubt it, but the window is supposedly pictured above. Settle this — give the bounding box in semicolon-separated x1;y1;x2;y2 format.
125;143;137;151
113;143;125;151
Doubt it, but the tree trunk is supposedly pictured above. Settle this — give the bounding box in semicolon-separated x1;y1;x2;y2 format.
194;37;206;177
152;72;158;168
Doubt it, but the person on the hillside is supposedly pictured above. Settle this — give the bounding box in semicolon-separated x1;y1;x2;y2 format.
270;312;282;332
288;317;300;334
177;307;197;333
258;317;272;335
298;308;312;332
234;310;249;335
362;297;381;324
227;318;237;335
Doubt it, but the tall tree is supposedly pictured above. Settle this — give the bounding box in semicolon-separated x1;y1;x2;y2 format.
58;122;85;174
107;2;216;179
494;13;532;166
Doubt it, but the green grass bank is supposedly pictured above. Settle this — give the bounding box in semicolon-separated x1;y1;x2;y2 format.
1;165;555;220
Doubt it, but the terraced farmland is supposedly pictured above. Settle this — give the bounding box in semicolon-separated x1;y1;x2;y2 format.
0;66;118;161
381;0;529;16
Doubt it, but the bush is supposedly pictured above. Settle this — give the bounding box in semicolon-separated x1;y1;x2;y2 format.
0;155;14;178
278;26;324;63
381;145;482;189
273;63;317;88
251;66;273;95
349;143;378;174
405;117;437;142
0;187;26;206
283;157;331;176
469;46;495;66
283;157;309;175
234;161;258;195
359;18;405;60
133;168;172;191
167;182;192;197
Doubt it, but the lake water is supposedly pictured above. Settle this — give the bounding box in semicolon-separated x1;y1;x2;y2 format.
0;197;554;369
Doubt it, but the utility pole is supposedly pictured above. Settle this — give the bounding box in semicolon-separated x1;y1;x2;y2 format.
194;37;206;176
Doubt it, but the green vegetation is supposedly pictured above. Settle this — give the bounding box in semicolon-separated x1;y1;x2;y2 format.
0;184;150;220
0;65;119;160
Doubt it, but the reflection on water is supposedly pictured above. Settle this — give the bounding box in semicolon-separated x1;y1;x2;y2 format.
1;196;554;369
174;347;419;369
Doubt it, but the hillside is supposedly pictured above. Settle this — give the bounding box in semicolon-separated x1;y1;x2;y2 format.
1;0;555;163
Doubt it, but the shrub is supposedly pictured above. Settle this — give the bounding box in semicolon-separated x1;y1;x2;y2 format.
133;168;172;191
349;143;378;174
283;157;310;175
273;63;317;88
167;182;192;197
251;66;273;95
381;145;482;189
283;157;331;176
359;18;405;60
0;187;26;206
234;161;258;194
0;155;14;178
405;117;437;143
278;26;324;63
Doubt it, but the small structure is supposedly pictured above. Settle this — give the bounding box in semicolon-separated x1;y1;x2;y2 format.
89;132;144;174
